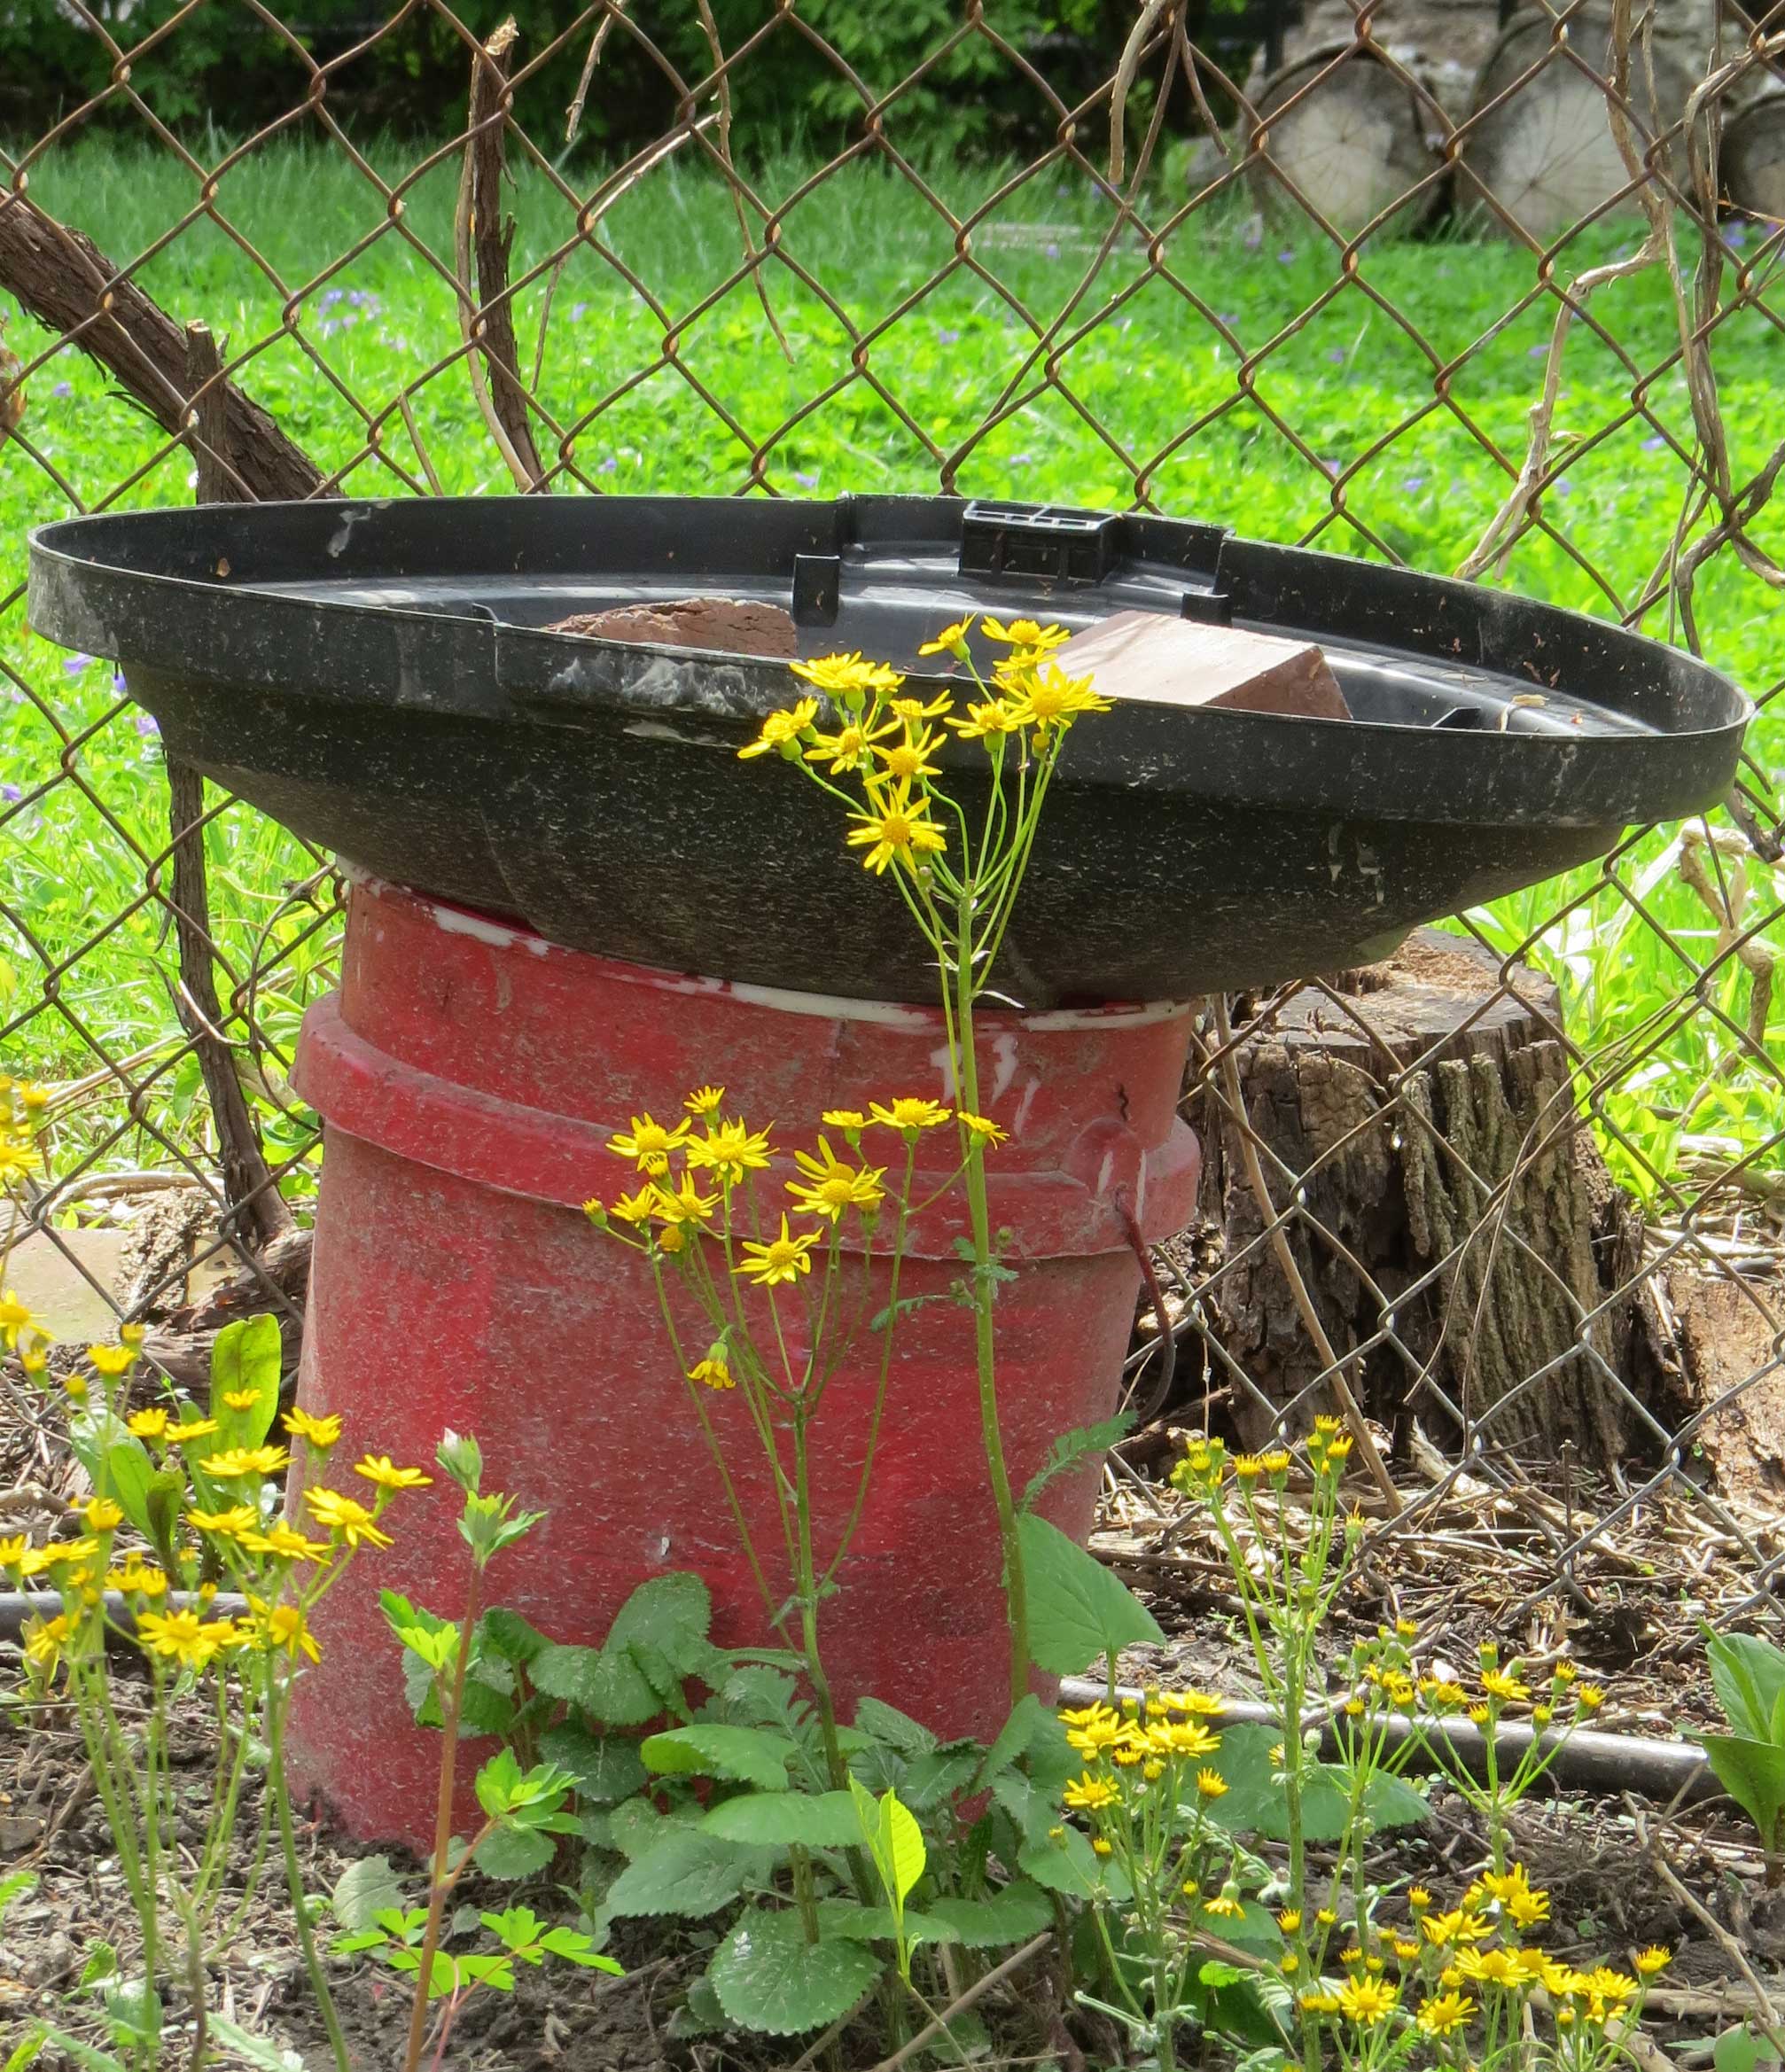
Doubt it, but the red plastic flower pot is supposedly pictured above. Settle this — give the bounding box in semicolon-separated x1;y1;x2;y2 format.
284;875;1198;1845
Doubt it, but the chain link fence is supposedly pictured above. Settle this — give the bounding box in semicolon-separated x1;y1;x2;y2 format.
3;0;1782;1668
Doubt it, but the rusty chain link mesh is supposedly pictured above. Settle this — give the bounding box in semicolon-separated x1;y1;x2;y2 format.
3;0;1782;1653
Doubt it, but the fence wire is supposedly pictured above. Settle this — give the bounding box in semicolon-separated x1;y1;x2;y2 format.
2;0;1782;1653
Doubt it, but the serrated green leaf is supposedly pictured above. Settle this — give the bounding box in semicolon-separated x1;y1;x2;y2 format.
642;1725;797;1791
1017;1825;1132;1903
330;1855;404;1935
609;1572;713;1672
975;1694;1045;1789
0;1868;37;1922
210;1313;283;1445
533;1640;662;1728
853;1697;937;1757
207;2017;308;2072
606;1832;762;1919
474;1825;557;1881
10;2029;126;2072
1015;1512;1164;1676
701;1789;861;1849
1715;2029;1782;2072
899;1747;982;1811
538;1722;648;1806
707;1908;882;2035
926;1881;1054;1947
816;1901;959;1947
1021;1413;1134;1511
479;1607;553;1666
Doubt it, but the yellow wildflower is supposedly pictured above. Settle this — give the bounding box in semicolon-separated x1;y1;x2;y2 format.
1407;1886;1432;1910
1395;1616;1419;1638
869;1096;951;1134
106;1559;168;1598
221;1388;260;1412
0;1289;36;1349
786;1140;885;1223
957;1111;1009;1146
686;1118;774;1187
354;1454;433;1492
1233;1454;1264;1482
303;1485;393;1549
1480;1668;1531;1704
23;1614;69;1671
82;1498;123;1534
804;718;886;776
40;1538;97;1570
239;1523;330;1564
198;1445;290;1481
607;1186;659;1226
1335;1977;1399;2025
684;1084;725;1116
0;1532;30;1571
606;1112;690;1176
789;654;901;699
1634;1947;1671;1975
63;1374;87;1404
87;1342;136;1377
1392;1938;1421;1962
738;696;821;759
245;1597;321;1663
1195;1768;1228;1799
846;787;948;876
875;725;945;787
947;697;1025;740
1090;1837;1112;1857
284;1407;343;1450
1202;1891;1245;1920
167;1417;221;1444
1581;1967;1637;2004
1418;1991;1476;2037
688;1358;736;1390
1299;1991;1341;2015
1261;1449;1292;1475
981;616;1068;652
1062;1773;1119;1812
1276;1909;1303;1934
1455;1946;1540;1990
822;1108;868;1133
917;616;975;657
1004;662;1111;734
1577;1684;1606;1710
734;1215;820;1289
136;1607;239;1670
128;1407;171;1441
187;1505;259;1539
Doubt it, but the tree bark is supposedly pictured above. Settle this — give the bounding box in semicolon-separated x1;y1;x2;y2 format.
1196;930;1642;1470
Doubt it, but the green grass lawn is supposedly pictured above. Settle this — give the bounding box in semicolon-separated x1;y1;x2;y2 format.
3;138;1781;1201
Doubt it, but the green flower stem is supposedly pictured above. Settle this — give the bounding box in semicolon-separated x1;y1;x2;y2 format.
952;888;1029;1703
401;1562;483;2072
269;1682;350;2072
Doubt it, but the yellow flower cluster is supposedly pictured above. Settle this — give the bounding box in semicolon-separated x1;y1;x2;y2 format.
0;1073;50;1194
590;1084;1006;1274
737;619;1111;881
1290;1866;1668;2040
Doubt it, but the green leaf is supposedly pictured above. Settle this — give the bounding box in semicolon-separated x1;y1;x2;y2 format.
1701;1733;1785;1851
8;2030;125;2072
330;1856;404;1935
609;1572;713;1675
1017;1825;1131;1903
707;1907;882;2035
899;1747;983;1811
4;2035;46;2072
862;1784;924;1906
97;1436;158;1543
210;1313;283;1445
533;1640;662;1729
701;1790;862;1849
853;1697;937;1757
474;1825;557;1881
975;1694;1045;1789
606;1832;764;1919
478;1608;552;1666
538;1723;648;1806
1021;1412;1134;1511
207;2017;308;2072
536;1926;623;1974
474;1748;526;1817
927;1881;1054;1947
1362;1769;1429;1833
1715;2029;1783;2072
1015;1513;1164;1675
0;1868;36;1922
642;1725;797;1792
1708;1633;1785;1745
816;1901;959;1947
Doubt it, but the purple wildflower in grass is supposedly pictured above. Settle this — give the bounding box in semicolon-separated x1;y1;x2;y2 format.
938;327;960;345
572;301;588;320
61;653;93;676
1642;435;1666;453
1554;476;1573;496
794;471;819;489
52;380;71;398
136;712;159;736
1403;475;1427;492
1327;348;1346;363
2;783;21;804
1728;221;1748;247
1277;249;1296;263
1010;452;1033;468
1321;457;1342;479
1528;343;1547;356
320;286;344;309
113;671;127;694
1243;222;1262;251
1044;241;1060;260
598;456;618;474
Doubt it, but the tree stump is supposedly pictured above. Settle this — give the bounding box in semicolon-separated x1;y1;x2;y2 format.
1242;0;1503;235
1725;90;1785;222
1195;929;1642;1471
1458;2;1719;242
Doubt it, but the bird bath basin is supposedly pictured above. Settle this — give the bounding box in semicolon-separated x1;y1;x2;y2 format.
29;493;1749;1006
